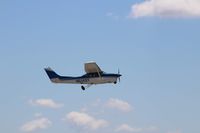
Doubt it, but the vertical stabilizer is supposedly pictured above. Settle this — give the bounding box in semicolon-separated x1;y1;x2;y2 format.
44;67;60;80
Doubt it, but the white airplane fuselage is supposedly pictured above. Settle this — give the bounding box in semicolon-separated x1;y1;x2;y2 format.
44;67;121;90
50;76;118;84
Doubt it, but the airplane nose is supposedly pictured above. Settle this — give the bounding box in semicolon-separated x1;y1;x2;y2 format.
118;74;122;77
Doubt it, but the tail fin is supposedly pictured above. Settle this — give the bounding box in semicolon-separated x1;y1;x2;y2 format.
44;67;60;79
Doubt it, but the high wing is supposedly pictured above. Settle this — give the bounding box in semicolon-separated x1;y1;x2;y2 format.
84;62;103;74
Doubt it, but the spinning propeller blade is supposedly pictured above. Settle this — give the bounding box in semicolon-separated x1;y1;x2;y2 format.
118;69;120;82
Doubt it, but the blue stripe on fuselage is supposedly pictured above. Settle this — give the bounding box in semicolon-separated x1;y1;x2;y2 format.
58;73;120;80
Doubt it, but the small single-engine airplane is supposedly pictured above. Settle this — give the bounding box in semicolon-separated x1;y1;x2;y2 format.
44;62;121;90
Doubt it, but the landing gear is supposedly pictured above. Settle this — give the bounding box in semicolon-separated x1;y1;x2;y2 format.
114;81;117;84
81;86;85;90
81;84;92;90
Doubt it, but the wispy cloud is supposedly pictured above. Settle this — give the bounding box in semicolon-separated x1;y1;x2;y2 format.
106;98;132;112
29;98;63;109
34;113;43;118
130;0;200;18
167;129;182;133
115;124;142;132
21;117;52;132
106;12;120;20
80;98;105;115
115;124;158;133
65;111;109;130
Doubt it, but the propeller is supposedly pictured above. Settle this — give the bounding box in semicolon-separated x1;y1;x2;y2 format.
118;69;121;82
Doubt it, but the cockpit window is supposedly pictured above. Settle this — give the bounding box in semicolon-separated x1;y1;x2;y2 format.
83;72;104;78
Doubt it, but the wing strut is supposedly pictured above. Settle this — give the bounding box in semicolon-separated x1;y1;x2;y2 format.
95;67;102;78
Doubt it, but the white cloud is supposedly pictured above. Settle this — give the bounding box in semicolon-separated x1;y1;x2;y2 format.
115;124;158;133
21;117;52;132
66;111;109;130
106;98;132;112
29;99;63;108
130;0;200;18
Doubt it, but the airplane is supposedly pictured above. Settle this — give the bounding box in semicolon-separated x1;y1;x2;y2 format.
44;62;121;90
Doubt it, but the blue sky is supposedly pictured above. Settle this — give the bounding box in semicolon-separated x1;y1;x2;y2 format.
0;0;200;133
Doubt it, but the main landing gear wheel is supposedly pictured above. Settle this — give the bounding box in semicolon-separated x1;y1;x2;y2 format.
81;86;85;90
114;81;117;84
81;84;92;90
